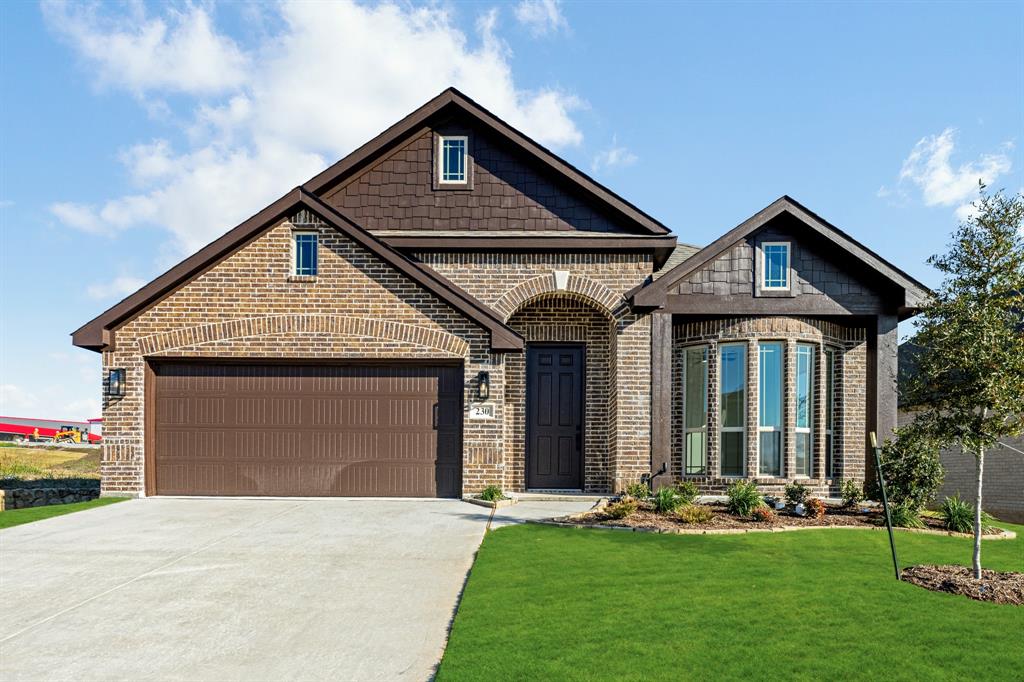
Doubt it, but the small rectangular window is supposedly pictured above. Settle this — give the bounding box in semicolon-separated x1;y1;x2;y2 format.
762;242;790;290
683;346;708;475
795;344;815;477
438;135;467;183
758;342;784;477
719;344;746;477
294;232;318;276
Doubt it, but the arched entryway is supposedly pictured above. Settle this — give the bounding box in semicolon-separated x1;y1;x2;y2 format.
504;293;617;492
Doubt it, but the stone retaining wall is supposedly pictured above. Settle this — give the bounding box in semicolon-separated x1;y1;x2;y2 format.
0;483;101;511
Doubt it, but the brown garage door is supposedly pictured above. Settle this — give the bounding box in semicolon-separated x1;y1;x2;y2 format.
150;363;462;497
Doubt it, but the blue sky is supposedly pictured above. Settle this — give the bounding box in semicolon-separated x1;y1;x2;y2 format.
1;0;1021;420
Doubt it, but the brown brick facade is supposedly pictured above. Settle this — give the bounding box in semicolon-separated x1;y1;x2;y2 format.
671;317;867;496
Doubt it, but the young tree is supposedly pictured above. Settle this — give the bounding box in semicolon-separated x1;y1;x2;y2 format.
904;187;1024;578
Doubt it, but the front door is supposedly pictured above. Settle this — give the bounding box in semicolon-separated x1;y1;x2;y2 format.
526;344;584;489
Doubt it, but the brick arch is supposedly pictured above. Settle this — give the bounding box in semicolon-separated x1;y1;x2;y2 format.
493;273;625;321
137;314;470;356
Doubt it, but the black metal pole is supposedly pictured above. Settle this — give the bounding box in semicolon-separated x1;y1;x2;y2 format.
871;432;900;581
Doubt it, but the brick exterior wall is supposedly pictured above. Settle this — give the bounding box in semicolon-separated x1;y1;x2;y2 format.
415;252;653;492
100;212;497;497
671;317;867;496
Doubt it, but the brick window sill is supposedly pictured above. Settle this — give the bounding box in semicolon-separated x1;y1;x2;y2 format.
287;275;317;283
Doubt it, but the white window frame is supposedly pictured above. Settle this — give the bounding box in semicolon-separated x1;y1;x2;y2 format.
682;345;708;476
292;231;318;276
437;135;468;184
761;241;791;290
718;343;747;478
824;347;836;479
757;341;784;477
794;343;815;478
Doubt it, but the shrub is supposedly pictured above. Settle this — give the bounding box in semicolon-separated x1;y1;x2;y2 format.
676;504;714;524
784;482;809;506
940;494;997;534
652;486;685;514
866;426;944;513
605;499;638;520
478;485;505;502
726;481;762;517
886;502;925;529
841;479;864;508
751;505;776;523
674;480;700;505
805;497;826;519
624;482;650;499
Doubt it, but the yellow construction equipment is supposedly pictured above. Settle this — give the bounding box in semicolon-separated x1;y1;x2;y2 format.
52;429;83;444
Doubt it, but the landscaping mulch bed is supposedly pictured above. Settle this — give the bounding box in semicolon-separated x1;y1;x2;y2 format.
567;503;1006;535
901;565;1024;606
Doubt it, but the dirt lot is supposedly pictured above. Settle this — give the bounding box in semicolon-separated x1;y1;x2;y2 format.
0;445;100;481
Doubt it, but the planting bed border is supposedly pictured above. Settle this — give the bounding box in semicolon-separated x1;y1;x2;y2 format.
529;517;1016;540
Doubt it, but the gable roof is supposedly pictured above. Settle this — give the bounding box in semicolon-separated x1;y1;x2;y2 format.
71;188;524;353
631;195;931;319
304;87;671;237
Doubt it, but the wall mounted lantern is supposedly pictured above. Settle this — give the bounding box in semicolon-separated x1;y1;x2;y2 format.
477;371;490;401
107;368;126;398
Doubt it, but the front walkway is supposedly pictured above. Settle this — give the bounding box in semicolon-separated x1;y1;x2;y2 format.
0;497;592;681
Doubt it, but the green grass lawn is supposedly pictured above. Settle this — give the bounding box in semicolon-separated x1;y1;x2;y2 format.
0;445;101;480
0;497;126;530
437;522;1024;681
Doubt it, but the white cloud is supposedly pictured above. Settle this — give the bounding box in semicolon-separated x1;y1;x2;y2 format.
45;0;585;258
86;275;147;301
0;384;39;415
591;137;638;173
891;127;1012;219
41;1;248;95
514;0;568;37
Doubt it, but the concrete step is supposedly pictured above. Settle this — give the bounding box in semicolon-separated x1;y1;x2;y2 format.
513;491;606;503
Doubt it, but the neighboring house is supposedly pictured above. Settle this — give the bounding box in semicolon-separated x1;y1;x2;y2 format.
898;343;1024;523
72;88;928;499
0;416;102;443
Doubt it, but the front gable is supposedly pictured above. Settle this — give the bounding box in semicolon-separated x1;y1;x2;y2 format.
634;196;930;319
322;115;643;234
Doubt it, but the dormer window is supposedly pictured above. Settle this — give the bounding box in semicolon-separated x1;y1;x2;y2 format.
761;242;790;290
438;135;468;183
293;232;318;276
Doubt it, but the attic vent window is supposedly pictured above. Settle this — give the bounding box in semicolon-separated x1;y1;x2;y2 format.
293;232;318;276
761;242;790;290
439;135;467;183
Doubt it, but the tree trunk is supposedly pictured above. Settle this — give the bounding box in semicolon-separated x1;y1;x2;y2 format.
973;445;984;580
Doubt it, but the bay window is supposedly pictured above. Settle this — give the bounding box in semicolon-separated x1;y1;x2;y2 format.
795;344;815;477
683;346;708;475
719;344;746;477
758;342;783;476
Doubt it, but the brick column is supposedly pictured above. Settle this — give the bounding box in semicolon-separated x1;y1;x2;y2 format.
814;343;828;482
746;338;759;478
784;338;797;478
613;312;651;490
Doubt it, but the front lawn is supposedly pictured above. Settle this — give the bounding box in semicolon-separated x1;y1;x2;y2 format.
0;497;126;530
437;522;1024;681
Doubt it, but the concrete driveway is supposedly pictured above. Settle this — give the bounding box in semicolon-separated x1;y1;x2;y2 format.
0;497;591;681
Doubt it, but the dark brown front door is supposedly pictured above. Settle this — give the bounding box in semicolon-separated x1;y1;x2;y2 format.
526;345;584;489
150;362;462;497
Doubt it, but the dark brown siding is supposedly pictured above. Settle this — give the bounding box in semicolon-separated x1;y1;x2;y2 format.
151;362;462;497
323;124;640;234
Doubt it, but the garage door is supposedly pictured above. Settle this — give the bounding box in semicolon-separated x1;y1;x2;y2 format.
151;363;463;497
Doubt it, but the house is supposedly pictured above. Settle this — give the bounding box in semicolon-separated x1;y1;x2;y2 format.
72;88;928;499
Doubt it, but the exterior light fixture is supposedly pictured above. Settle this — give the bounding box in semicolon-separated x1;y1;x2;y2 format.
477;371;490;401
108;368;126;398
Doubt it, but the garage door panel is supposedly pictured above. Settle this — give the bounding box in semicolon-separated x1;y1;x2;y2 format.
152;363;462;497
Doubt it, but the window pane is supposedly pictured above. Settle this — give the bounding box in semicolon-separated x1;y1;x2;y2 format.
759;431;782;476
719;345;745;429
685;432;706;475
442;138;466;182
759;342;782;428
684;347;707;429
763;244;788;288
796;432;812;477
295;234;317;276
721;432;745;476
796;345;814;428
